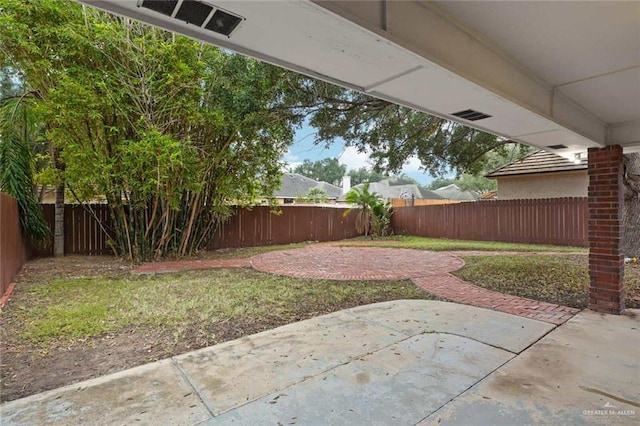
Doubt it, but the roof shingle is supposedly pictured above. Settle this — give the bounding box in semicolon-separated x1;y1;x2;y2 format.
433;184;478;201
338;179;442;201
485;150;587;178
274;173;342;199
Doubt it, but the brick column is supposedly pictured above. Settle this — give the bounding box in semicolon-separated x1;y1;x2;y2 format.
588;145;625;314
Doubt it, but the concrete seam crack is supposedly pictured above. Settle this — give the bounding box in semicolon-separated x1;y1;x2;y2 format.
170;358;217;418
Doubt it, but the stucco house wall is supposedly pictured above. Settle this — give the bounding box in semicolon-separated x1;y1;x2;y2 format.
496;171;588;200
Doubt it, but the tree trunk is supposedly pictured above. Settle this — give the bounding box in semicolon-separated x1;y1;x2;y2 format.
623;153;640;257
54;183;64;257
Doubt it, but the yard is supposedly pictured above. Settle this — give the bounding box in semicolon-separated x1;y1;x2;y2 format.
0;252;432;402
337;236;638;308
455;255;640;309
1;237;638;403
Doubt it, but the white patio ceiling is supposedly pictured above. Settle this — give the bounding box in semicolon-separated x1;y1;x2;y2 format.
80;1;640;158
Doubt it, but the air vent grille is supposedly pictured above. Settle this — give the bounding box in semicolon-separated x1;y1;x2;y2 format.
140;0;178;17
451;109;492;122
140;0;244;37
546;144;568;150
175;0;213;26
205;9;243;36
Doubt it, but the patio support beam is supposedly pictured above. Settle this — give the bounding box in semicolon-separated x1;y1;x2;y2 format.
587;145;625;314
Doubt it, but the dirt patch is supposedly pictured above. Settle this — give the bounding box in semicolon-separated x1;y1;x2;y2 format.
0;318;278;402
15;255;135;285
0;300;411;402
1;256;132;401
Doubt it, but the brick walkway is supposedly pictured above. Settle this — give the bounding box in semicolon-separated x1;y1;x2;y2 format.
133;246;580;325
411;275;580;325
251;246;463;280
251;246;579;325
133;258;250;275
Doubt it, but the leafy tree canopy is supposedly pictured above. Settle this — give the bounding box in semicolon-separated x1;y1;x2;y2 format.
347;167;387;186
299;82;508;177
0;0;310;260
293;158;346;186
426;144;533;193
0;92;51;247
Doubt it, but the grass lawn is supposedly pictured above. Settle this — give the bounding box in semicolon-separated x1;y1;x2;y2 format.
0;262;433;402
11;269;429;345
454;254;640;309
334;235;587;253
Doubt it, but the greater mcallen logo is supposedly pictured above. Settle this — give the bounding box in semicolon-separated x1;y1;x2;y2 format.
583;402;636;417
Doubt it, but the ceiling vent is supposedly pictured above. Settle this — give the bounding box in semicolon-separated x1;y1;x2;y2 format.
175;0;213;26
546;144;568;150
451;109;492;122
140;0;244;37
140;0;178;17
205;9;243;36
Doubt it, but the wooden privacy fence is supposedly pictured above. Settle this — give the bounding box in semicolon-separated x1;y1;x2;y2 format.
34;204;112;257
209;205;360;249
0;193;27;297
33;198;588;257
391;198;462;208
34;204;360;256
392;197;588;247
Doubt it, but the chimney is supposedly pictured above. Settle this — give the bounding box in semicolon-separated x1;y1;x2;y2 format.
342;175;351;194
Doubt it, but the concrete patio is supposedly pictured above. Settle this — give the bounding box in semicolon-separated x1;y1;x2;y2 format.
1;300;637;425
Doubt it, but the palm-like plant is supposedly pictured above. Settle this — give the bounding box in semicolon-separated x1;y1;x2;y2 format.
343;182;380;237
0;94;50;247
372;199;393;237
303;187;329;204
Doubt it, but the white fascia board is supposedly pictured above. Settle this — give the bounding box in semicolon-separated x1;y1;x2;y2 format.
313;0;607;147
609;121;640;153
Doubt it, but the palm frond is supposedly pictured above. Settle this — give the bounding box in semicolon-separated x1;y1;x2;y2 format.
0;96;51;247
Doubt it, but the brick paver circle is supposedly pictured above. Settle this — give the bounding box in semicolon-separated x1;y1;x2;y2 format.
134;245;579;325
250;246;464;281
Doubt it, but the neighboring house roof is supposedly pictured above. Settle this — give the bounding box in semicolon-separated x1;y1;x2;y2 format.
433;184;479;201
274;173;342;199
486;150;587;178
479;190;497;200
418;187;444;199
339;179;442;201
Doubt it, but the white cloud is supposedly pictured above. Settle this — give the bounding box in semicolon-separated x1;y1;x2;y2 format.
337;146;373;171
402;156;424;172
282;149;302;171
282;149;299;163
338;146;424;174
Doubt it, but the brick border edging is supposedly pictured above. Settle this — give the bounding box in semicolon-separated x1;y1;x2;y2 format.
401;253;579;325
411;272;580;325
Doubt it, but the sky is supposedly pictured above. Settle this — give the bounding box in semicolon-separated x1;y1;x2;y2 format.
282;121;446;186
